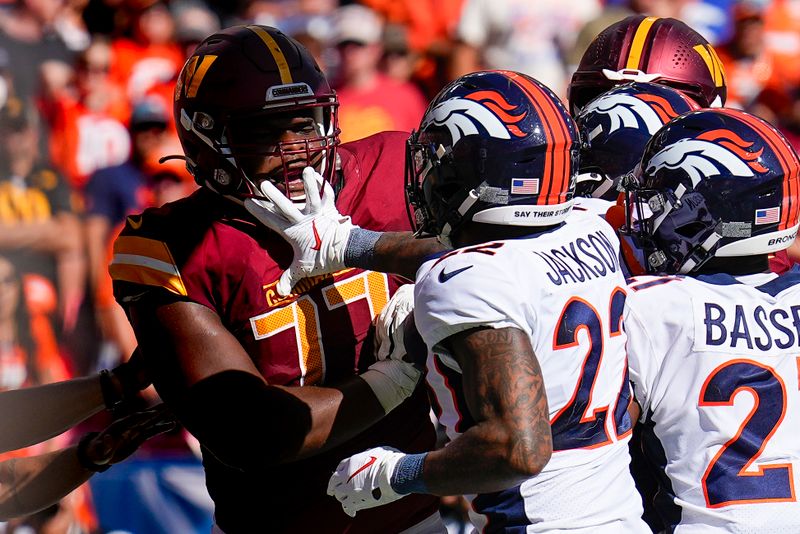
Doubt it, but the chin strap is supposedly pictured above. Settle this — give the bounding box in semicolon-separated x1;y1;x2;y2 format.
677;231;723;274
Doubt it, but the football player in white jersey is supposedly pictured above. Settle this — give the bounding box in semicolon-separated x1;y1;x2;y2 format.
621;107;800;532
248;70;651;532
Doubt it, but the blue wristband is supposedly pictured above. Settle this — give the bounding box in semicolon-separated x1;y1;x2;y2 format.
344;228;382;270
390;452;428;495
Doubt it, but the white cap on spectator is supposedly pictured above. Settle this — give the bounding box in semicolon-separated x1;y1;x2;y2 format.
173;3;220;44
333;5;383;45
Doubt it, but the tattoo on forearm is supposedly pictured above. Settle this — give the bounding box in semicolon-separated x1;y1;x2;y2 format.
374;232;447;279
458;328;551;471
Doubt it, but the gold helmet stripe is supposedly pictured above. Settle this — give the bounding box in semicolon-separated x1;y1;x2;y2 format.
693;44;726;87
626;16;660;70
247;25;293;84
187;55;218;98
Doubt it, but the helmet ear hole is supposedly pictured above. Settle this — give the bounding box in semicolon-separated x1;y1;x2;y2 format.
436;182;463;204
193;149;243;196
675;221;707;238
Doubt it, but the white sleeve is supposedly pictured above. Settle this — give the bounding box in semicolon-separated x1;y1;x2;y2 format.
624;298;662;422
414;252;530;352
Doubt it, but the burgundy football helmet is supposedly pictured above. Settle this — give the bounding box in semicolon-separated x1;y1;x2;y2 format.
568;16;727;115
173;25;339;201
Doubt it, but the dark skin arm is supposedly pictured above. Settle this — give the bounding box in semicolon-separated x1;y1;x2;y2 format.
366;232;447;280
128;298;387;466
421;326;552;495
628;397;641;425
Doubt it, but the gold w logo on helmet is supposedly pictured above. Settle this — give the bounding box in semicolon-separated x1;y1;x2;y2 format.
175;55;218;101
693;44;726;88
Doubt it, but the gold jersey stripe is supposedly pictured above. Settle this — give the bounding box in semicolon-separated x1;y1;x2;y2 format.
111;235;187;295
114;236;177;266
247;25;292;84
626;16;660;70
109;263;188;297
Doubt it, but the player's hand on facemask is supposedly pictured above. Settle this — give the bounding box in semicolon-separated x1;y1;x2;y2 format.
327;446;406;516
244;167;355;296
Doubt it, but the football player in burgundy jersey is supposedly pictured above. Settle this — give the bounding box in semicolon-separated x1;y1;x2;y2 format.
108;25;442;534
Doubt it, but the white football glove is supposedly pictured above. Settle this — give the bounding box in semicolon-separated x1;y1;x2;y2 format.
244;167;355;296
327;446;406;517
374;284;415;363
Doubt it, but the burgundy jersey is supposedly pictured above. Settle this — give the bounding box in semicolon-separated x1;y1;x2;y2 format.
111;132;437;533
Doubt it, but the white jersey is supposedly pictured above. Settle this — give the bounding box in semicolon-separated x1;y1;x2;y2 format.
625;268;800;533
415;211;648;533
573;197;613;219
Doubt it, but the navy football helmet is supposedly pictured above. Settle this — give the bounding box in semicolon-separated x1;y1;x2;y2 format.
568;16;727;115
576;82;698;200
173;25;339;201
405;70;579;245
622;108;800;274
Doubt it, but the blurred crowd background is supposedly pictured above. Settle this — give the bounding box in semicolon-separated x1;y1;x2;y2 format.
0;0;796;532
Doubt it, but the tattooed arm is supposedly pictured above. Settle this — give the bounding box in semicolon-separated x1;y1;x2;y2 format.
365;232;448;280
422;326;552;495
326;318;551;513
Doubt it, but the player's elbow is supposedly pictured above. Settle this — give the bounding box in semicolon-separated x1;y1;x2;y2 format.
503;422;552;479
171;371;313;470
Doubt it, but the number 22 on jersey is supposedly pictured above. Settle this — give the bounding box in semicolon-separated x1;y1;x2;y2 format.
550;287;632;451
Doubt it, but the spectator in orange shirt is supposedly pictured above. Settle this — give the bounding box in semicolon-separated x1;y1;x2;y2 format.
0;251;93;534
108;1;184;103
332;4;427;143
763;0;800;88
716;2;774;109
44;38;131;189
363;0;463;98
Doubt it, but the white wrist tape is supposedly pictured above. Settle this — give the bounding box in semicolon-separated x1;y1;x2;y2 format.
360;359;421;414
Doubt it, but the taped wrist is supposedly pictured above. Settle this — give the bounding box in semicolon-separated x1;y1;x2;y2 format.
76;432;111;472
344;228;382;270
359;360;420;414
99;369;124;412
390;452;428;494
